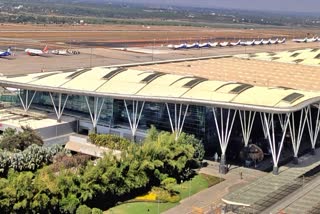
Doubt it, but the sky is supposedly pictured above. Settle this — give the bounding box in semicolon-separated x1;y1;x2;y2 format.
114;0;320;13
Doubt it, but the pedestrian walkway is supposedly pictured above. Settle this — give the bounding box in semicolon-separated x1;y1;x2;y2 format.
164;161;266;214
222;147;320;213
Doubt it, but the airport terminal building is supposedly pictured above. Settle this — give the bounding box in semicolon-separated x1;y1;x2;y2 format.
1;48;320;174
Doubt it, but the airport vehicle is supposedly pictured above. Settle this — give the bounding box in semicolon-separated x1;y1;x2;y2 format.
51;49;80;55
25;45;49;56
0;48;11;57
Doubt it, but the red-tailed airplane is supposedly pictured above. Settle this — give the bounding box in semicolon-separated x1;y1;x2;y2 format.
25;45;49;56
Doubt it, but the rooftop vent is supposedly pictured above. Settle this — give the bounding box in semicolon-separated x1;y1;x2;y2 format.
140;72;165;83
290;52;300;57
183;77;207;88
229;84;253;94
102;67;127;80
315;53;320;59
34;72;58;80
282;93;304;103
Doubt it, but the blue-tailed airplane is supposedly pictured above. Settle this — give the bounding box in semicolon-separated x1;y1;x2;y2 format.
0;47;11;58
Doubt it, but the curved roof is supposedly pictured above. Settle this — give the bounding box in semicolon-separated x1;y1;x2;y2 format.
1;55;320;114
236;48;320;67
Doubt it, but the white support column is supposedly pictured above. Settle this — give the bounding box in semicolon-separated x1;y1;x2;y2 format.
18;90;37;112
260;112;272;139
124;100;145;140
212;107;237;174
49;93;69;122
85;96;105;133
306;104;320;155
165;103;189;140
288;109;308;164
263;112;290;175
239;110;256;147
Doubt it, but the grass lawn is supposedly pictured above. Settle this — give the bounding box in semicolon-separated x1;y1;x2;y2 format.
105;173;222;214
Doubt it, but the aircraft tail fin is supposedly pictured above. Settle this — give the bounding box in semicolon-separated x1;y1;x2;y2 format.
43;45;49;53
7;47;11;53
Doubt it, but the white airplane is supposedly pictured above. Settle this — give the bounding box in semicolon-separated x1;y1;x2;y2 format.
219;41;229;47
0;47;12;58
306;37;318;43
186;42;199;49
25;45;49;56
208;42;219;47
270;38;278;45
254;39;264;45
243;40;255;46
262;39;272;45
198;43;211;48
168;43;187;50
230;40;241;46
278;38;286;44
292;37;307;43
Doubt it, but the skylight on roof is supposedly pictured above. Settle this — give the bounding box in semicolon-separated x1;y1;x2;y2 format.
282;93;304;103
67;68;91;79
183;78;207;88
140;72;165;83
102;68;127;80
229;84;253;94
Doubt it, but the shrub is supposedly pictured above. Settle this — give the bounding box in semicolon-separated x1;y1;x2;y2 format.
76;205;92;214
0;144;67;173
91;208;103;214
88;133;131;151
0;126;43;151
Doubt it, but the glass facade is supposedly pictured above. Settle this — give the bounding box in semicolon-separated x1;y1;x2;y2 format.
28;91;216;151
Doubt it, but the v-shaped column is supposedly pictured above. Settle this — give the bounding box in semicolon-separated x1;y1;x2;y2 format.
124;100;145;141
263;112;290;175
260;112;272;139
18;90;37;112
49;93;69;122
165;103;189;140
239;110;256;147
306;105;320;155
288;109;308;164
213;107;237;174
85;96;105;133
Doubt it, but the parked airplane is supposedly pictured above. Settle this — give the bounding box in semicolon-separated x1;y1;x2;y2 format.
254;39;263;45
262;39;272;45
0;47;11;57
278;38;286;44
230;40;241;46
186;42;199;49
208;42;219;47
292;37;307;43
219;41;229;47
306;37;318;43
25;45;49;56
198;43;211;48
270;38;279;45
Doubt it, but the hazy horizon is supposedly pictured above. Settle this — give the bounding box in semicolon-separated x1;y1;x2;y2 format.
109;0;320;13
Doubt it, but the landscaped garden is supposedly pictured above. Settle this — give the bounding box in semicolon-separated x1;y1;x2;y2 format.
0;125;222;213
